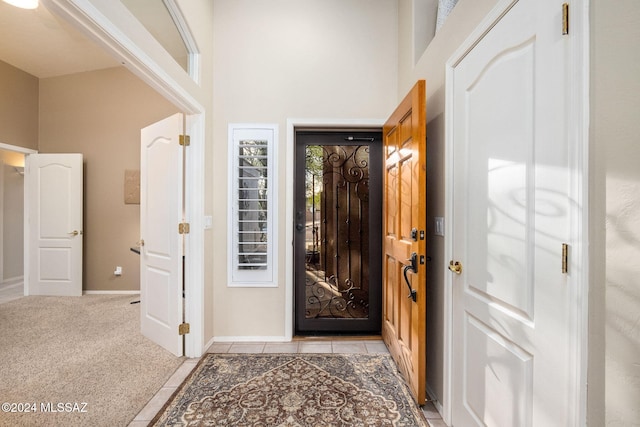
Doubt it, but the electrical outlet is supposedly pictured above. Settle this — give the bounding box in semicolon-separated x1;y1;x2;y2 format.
114;266;122;276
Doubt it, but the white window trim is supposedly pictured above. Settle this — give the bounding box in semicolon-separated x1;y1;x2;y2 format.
228;124;278;287
162;0;201;84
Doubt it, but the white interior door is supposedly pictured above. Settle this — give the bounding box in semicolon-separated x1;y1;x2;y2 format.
450;0;576;425
140;113;184;357
27;153;83;296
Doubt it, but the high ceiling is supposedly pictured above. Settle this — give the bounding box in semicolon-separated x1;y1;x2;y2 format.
0;1;119;78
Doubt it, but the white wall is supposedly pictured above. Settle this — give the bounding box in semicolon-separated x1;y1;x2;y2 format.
211;0;398;338
590;0;640;424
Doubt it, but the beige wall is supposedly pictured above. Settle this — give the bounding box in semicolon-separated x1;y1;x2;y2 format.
0;62;34;285
212;0;398;338
590;0;640;425
398;0;501;403
39;67;177;292
0;60;38;150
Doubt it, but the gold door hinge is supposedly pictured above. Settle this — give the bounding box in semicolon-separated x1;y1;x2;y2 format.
562;3;569;35
562;243;569;274
179;322;190;335
179;135;190;146
178;223;190;234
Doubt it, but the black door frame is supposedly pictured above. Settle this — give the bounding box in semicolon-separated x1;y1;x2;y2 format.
294;129;383;335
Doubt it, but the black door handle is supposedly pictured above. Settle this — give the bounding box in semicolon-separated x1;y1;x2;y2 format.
296;223;304;231
403;252;418;302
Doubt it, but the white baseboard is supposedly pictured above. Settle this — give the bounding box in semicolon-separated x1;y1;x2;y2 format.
83;290;140;295
426;383;444;415
204;335;217;352
1;276;24;287
212;335;291;343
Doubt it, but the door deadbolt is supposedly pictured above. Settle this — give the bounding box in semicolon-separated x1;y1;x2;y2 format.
410;228;418;241
448;260;462;275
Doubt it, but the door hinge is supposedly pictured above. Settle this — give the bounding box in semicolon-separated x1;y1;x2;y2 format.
562;243;569;274
179;135;190;146
178;223;190;234
562;3;569;35
179;322;190;335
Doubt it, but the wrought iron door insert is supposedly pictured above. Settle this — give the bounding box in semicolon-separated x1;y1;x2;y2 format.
294;130;382;334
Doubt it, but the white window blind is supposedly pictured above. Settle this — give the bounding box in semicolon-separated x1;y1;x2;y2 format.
228;124;278;287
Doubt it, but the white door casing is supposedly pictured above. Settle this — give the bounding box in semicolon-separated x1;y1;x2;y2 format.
27;153;83;297
140;113;184;357
446;0;584;425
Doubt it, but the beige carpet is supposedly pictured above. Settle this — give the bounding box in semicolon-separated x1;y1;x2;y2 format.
0;295;184;427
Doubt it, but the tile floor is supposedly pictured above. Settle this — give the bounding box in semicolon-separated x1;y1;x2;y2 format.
129;339;446;426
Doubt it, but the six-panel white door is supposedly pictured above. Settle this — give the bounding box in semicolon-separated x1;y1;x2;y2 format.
450;0;576;425
27;153;83;297
140;113;184;357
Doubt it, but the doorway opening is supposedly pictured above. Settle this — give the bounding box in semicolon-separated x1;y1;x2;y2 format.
0;144;35;304
294;129;382;335
0;147;27;304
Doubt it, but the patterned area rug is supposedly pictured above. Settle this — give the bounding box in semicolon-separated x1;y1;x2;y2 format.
151;353;427;426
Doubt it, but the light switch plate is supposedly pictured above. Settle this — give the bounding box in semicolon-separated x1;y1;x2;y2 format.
204;215;213;229
434;217;444;236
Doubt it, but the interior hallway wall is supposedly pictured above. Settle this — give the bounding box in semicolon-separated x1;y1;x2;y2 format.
212;0;398;338
38;67;177;292
590;0;640;424
0;60;38;151
0;61;37;288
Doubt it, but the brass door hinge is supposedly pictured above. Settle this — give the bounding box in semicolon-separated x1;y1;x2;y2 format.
562;3;569;35
179;135;190;146
562;243;569;274
178;223;190;234
179;322;190;335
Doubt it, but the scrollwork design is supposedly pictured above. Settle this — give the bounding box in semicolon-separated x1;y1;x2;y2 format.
305;273;369;319
304;144;370;321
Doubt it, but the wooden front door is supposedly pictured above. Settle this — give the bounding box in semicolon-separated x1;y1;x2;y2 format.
382;80;427;404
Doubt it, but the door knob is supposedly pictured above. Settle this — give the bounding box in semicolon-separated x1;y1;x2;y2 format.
296;224;304;231
68;230;81;236
448;260;462;275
